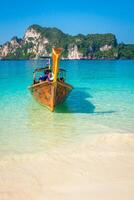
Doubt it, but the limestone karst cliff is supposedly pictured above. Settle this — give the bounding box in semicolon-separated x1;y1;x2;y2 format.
0;24;134;60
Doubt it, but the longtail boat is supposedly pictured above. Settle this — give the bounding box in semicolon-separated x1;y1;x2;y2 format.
29;48;73;112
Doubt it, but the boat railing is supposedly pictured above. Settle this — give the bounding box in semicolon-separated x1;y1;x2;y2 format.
33;67;66;85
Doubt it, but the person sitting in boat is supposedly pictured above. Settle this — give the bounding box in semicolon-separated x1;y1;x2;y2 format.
39;71;49;82
39;75;43;82
44;70;49;80
42;74;48;81
39;75;46;82
47;72;54;82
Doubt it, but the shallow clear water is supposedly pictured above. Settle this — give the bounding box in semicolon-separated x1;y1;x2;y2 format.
0;60;134;155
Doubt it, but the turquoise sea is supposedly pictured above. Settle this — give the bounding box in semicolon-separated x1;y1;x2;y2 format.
0;60;134;156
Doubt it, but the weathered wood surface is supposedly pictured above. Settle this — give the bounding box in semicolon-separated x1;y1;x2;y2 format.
29;81;72;111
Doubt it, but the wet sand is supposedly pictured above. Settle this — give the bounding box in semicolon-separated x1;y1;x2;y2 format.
0;133;134;200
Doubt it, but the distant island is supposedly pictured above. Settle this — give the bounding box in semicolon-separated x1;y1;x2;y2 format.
0;24;134;60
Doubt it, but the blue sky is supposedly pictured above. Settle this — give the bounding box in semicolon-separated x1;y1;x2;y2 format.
0;0;134;44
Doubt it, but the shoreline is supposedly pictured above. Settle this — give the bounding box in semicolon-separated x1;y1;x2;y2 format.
0;132;134;200
0;58;134;61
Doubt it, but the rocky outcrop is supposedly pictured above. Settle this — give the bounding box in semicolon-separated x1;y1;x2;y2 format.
24;28;41;42
0;24;118;60
24;27;49;56
0;42;10;57
0;37;22;57
100;44;112;51
68;44;83;59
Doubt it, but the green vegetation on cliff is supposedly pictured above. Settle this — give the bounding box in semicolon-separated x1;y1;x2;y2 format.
118;43;134;59
1;24;134;60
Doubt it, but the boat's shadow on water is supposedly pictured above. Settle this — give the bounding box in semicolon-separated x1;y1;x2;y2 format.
55;89;116;115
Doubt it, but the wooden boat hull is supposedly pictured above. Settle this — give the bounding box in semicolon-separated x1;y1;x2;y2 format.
29;81;73;111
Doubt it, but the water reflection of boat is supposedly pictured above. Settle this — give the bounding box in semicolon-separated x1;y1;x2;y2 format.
29;48;73;112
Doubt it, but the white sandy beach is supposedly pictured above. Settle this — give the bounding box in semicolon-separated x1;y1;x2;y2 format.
0;133;134;200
